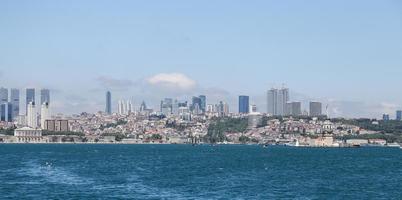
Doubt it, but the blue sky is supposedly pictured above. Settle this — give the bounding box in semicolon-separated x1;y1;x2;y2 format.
0;0;402;118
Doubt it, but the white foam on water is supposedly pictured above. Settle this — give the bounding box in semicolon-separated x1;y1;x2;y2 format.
91;173;197;200
19;160;93;185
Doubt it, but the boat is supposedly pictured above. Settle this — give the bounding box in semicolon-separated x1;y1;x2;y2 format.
387;143;401;148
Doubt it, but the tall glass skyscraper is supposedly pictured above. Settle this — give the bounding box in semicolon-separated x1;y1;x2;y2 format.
10;89;19;119
26;88;35;113
191;96;202;112
396;110;402;121
238;95;250;114
0;103;13;122
0;87;8;105
267;88;277;115
105;91;112;114
198;95;206;113
40;89;50;104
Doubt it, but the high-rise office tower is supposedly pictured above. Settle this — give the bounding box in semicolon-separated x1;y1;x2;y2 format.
267;87;289;116
172;100;179;116
105;91;112;114
277;88;289;116
0;103;13;122
117;100;132;115
0;87;8;105
217;101;229;117
26;88;35;112
383;114;390;121
160;98;173;116
41;102;50;129
118;100;125;115
206;104;215;113
140;101;147;112
40;89;50;104
238;95;250;114
126;100;133;114
397;110;402;121
199;95;206;113
286;102;302;116
27;102;38;128
309;102;322;117
223;102;230;116
191;96;202;113
10;89;20;119
267;88;278;115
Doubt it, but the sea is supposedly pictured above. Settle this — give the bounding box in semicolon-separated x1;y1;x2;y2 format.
0;144;401;200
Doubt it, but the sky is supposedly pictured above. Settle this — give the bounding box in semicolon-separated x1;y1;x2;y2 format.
0;0;402;118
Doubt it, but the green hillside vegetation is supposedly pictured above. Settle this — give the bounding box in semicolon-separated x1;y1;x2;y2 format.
205;117;248;143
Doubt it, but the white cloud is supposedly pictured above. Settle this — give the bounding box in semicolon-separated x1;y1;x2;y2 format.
147;73;197;91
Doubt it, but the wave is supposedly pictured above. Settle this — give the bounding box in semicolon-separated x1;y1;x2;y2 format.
19;160;93;185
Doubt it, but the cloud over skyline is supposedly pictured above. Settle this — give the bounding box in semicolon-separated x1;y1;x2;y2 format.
146;73;197;92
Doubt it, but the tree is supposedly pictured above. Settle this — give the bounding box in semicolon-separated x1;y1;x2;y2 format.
151;134;162;140
239;136;250;143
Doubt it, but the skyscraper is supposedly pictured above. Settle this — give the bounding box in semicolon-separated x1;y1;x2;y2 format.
199;95;206;113
0;87;8;105
309;102;322;117
40;89;50;104
140;101;147;112
277;88;289;116
397;110;402;121
126;100;133;114
26;88;35;111
238;95;250;114
105;91;112;114
27;102;37;128
267;87;289;116
41;102;50;129
160;98;173;116
286;102;302;116
191;96;202;113
172;100;179;116
267;88;277;115
118;100;125;115
217;101;229;117
0;103;13;122
10;89;20;119
383;114;390;121
118;100;133;115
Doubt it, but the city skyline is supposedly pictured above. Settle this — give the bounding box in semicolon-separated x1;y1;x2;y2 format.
1;1;402;118
2;85;402;119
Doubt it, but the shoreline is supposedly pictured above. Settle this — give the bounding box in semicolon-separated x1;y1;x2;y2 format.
0;142;400;149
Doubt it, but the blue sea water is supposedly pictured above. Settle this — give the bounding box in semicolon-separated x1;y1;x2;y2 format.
0;144;401;200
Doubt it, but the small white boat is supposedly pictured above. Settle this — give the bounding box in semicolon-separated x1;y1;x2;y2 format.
387;143;401;148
